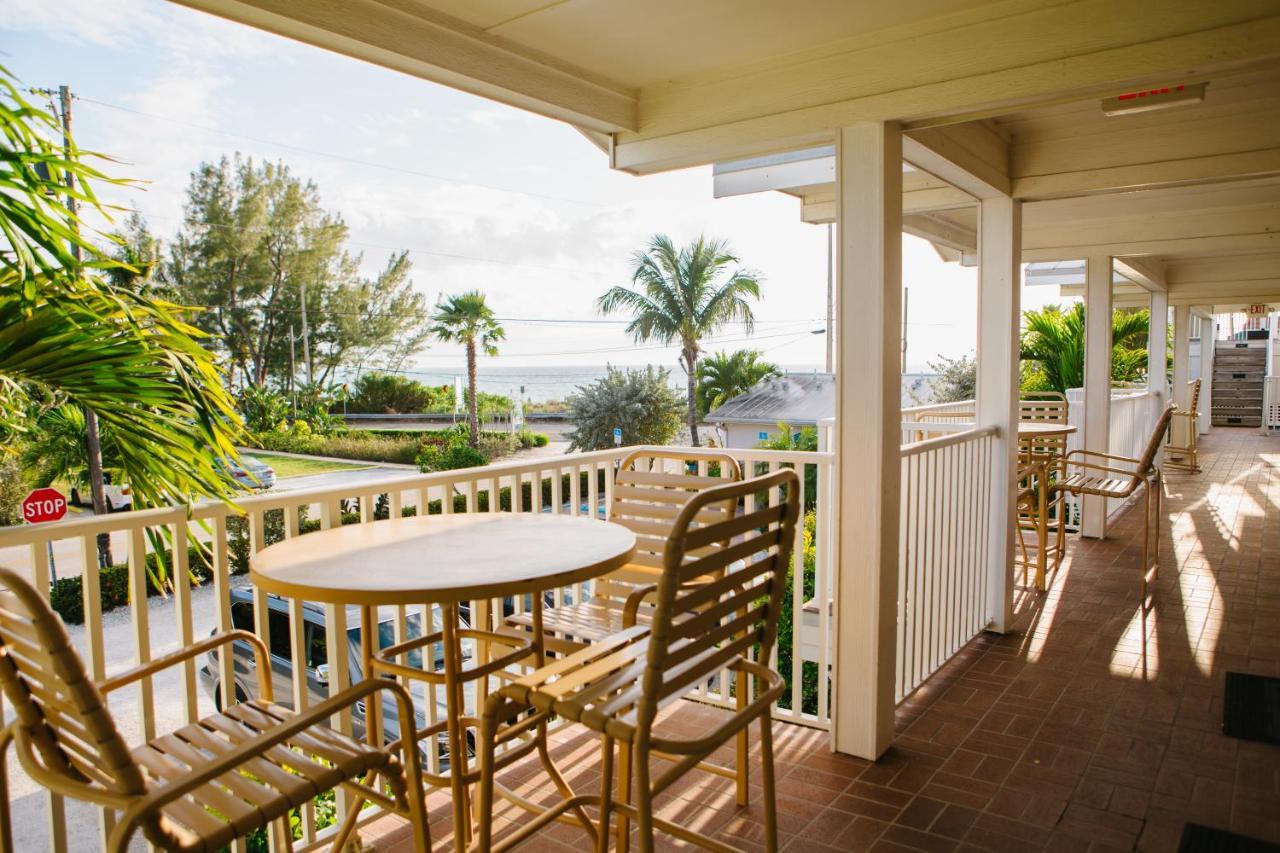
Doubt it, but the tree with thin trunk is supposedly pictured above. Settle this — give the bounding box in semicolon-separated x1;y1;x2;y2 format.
598;235;761;446
430;291;504;448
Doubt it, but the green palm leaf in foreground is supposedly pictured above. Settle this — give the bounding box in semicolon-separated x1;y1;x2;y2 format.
1;65;244;522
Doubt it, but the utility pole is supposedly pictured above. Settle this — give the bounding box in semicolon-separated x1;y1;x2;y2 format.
299;280;313;385
825;223;834;373
50;85;112;567
288;324;298;419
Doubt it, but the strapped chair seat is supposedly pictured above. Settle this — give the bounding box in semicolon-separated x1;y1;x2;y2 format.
129;701;396;851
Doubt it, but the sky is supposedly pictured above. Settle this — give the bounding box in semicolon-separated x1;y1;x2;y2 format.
0;0;1061;374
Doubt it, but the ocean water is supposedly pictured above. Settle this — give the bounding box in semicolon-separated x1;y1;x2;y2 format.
397;363;826;403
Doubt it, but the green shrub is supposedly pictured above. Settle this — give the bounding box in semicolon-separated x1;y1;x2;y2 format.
346;373;443;414
0;459;28;527
236;385;290;435
566;366;682;451
254;429;423;465
517;429;550;448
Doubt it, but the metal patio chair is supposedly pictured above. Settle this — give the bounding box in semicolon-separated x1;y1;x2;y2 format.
1051;405;1176;603
0;567;430;853
475;469;801;853
1164;378;1202;473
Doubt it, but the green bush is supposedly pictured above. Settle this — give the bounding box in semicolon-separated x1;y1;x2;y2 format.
0;459;28;527
416;443;487;472
517;429;550;448
254;429;424;465
346;373;443;414
566;366;683;451
236;385;290;435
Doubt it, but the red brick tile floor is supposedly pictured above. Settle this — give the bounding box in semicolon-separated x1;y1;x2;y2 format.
362;428;1280;852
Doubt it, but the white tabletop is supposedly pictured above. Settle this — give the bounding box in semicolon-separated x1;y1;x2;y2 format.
251;513;637;606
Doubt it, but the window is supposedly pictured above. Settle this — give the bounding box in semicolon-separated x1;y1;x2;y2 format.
267;610;292;661
306;624;327;670
230;601;254;631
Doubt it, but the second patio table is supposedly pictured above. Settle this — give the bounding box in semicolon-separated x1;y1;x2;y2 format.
250;512;636;847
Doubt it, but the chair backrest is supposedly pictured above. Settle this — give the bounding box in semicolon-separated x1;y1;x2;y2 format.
637;469;801;723
0;567;146;800
1137;405;1177;474
605;450;742;600
1019;392;1068;423
1187;378;1202;414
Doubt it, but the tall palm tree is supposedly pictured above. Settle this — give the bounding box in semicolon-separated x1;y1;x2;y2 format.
599;235;761;446
696;349;781;417
1020;303;1151;394
431;291;505;448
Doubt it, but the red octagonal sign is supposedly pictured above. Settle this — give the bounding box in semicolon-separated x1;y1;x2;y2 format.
22;488;67;524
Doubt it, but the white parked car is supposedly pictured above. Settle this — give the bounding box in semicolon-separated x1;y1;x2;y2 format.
218;454;277;491
69;481;132;512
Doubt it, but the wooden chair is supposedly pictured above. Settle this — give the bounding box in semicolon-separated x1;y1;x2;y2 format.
1014;460;1049;590
1051;406;1176;603
1016;392;1071;584
0;567;430;853
505;449;742;656
1164;378;1202;473
474;469;802;853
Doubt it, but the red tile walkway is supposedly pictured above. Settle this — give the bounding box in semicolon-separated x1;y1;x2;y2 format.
365;428;1280;851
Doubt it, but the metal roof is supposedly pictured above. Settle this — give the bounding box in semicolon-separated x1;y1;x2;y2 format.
705;372;834;426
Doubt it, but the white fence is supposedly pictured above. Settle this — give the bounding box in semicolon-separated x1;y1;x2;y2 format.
0;444;834;852
896;427;998;702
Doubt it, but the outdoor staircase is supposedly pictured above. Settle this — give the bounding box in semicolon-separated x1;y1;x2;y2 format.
1212;341;1267;427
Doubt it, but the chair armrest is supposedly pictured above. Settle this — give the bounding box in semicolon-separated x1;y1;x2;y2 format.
1061;458;1144;479
1064;448;1141;467
122;679;420;818
622;584;659;627
97;630;273;702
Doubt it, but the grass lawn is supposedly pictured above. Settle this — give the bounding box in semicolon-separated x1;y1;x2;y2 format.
245;451;373;478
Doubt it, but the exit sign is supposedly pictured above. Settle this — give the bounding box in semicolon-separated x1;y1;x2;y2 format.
1248;304;1271;316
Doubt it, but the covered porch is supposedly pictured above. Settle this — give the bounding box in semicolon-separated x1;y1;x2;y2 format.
361;427;1280;851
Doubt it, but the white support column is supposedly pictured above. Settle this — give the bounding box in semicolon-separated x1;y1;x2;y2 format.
1148;289;1169;402
976;197;1021;633
1199;308;1214;435
1173;304;1192;443
1082;254;1113;539
832;121;901;760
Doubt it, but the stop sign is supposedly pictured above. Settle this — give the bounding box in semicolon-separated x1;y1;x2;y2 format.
22;488;67;524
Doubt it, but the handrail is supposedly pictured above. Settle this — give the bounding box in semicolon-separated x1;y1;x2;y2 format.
901;425;998;457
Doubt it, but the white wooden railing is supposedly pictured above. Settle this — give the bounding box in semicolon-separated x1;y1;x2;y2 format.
0;444;834;853
896;427;998;702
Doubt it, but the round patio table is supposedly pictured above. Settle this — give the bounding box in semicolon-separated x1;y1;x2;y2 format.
250;512;636;847
1017;421;1077;440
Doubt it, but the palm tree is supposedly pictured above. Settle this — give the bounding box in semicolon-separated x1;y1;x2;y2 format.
0;68;243;526
696;349;781;416
1020;303;1151;394
430;291;505;448
599;235;761;446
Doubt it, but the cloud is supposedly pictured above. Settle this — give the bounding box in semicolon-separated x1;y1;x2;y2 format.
0;0;277;62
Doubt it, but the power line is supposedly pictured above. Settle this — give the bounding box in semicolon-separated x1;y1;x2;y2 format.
75;95;611;209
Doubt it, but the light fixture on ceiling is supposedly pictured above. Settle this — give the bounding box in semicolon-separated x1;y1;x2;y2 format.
1102;82;1206;116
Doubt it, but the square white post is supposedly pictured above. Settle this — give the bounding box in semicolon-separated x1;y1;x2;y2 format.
832;121;901;760
1082;254;1113;539
1198;307;1214;435
1148;290;1169;402
1173;304;1192;443
976;197;1021;633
